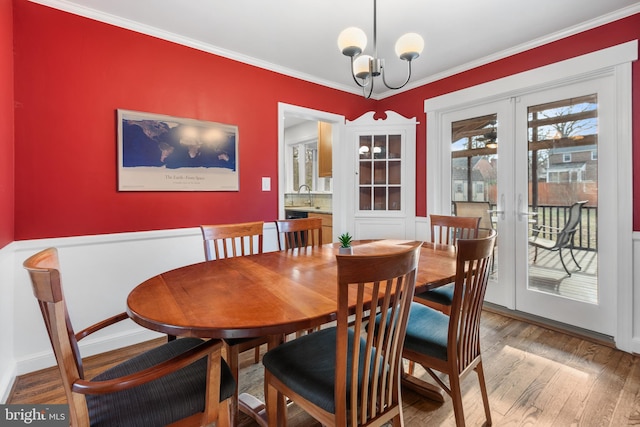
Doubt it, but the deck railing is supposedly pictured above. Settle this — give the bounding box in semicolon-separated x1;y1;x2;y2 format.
529;204;597;251
453;202;598;251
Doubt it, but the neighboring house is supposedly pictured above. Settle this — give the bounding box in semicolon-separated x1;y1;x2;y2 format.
546;145;598;183
451;157;492;202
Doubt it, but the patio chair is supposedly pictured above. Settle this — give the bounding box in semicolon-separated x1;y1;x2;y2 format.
528;200;587;276
454;201;498;272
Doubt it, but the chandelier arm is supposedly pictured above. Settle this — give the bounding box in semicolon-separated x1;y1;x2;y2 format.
380;60;413;90
363;77;374;99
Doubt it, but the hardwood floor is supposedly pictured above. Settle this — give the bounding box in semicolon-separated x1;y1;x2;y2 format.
8;311;640;426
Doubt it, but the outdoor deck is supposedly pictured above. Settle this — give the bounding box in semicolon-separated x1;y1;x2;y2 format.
491;246;598;304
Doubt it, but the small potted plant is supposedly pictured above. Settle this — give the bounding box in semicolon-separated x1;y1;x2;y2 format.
338;232;353;255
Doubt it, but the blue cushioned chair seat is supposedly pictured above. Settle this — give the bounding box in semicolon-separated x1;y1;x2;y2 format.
403;302;449;361
414;283;454;306
262;327;367;414
86;337;236;427
374;302;449;362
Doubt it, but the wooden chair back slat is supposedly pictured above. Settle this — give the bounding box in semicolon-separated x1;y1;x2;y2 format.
430;214;481;246
275;218;323;250
336;242;422;426
200;221;264;261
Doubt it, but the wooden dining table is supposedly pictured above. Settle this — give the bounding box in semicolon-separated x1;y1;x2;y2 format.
126;239;457;426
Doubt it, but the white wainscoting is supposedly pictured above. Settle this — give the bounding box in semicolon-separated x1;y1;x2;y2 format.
0;223;279;402
1;224;637;402
632;232;640;354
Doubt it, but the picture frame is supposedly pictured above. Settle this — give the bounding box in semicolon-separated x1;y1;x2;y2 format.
117;109;239;191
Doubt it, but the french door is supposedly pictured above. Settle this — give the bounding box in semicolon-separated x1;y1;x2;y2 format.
439;76;616;336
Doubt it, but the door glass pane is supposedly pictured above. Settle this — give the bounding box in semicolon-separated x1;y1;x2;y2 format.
527;95;598;304
451;114;498;273
358;134;402;212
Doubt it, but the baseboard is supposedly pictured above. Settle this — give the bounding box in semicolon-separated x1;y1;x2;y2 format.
0;361;16;404
483;302;616;349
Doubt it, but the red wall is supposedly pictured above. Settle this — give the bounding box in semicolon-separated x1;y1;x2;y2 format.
12;1;372;239
0;0;14;248
11;1;640;240
378;14;640;224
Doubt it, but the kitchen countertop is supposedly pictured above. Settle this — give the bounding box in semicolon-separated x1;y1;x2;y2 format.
285;206;333;215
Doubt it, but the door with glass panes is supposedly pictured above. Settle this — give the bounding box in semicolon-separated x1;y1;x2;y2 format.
441;76;614;335
345;111;416;240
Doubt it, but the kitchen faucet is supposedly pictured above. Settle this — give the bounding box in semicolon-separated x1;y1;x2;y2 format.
297;184;312;206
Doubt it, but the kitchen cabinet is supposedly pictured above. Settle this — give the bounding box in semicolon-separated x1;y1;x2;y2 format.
309;212;333;243
318;121;332;177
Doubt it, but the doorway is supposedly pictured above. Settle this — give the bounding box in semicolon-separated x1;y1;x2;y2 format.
277;103;345;238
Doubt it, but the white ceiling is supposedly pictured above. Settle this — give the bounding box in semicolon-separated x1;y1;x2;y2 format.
33;0;640;98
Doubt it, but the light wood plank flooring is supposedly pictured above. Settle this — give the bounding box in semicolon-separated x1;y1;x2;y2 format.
8;311;640;426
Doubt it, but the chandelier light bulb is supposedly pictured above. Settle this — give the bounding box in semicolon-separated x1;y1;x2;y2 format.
338;27;368;57
353;55;373;79
395;32;424;61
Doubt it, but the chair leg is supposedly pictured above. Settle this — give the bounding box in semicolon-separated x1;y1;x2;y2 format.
254;345;261;363
265;374;287;427
558;248;572;276
568;245;582;271
449;374;466;427
476;362;492;426
218;398;231;427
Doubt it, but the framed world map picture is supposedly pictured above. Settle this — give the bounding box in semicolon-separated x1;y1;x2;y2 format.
117;109;239;191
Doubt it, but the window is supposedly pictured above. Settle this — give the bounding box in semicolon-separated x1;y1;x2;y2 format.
563;153;571;162
288;141;332;193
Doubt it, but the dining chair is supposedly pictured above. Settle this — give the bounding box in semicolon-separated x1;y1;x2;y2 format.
201;221;264;260
274;217;323;250
453;201;494;231
23;247;236;427
262;241;422;427
529;200;587;276
275;217;324;338
414;214;481;315
200;221;269;425
399;230;497;427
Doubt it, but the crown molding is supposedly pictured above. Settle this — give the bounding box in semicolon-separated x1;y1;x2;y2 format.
29;0;640;101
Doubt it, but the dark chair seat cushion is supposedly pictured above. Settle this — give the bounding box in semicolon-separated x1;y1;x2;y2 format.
225;336;263;348
414;283;454;306
86;337;236;427
262;327;366;414
403;302;450;361
374;302;449;362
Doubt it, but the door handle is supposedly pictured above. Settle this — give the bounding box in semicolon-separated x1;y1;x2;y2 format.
491;194;505;221
517;194;537;222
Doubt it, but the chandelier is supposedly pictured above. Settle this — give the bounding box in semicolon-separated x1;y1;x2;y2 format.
337;0;424;98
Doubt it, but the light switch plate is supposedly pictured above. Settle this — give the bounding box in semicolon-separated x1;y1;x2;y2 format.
262;177;271;191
